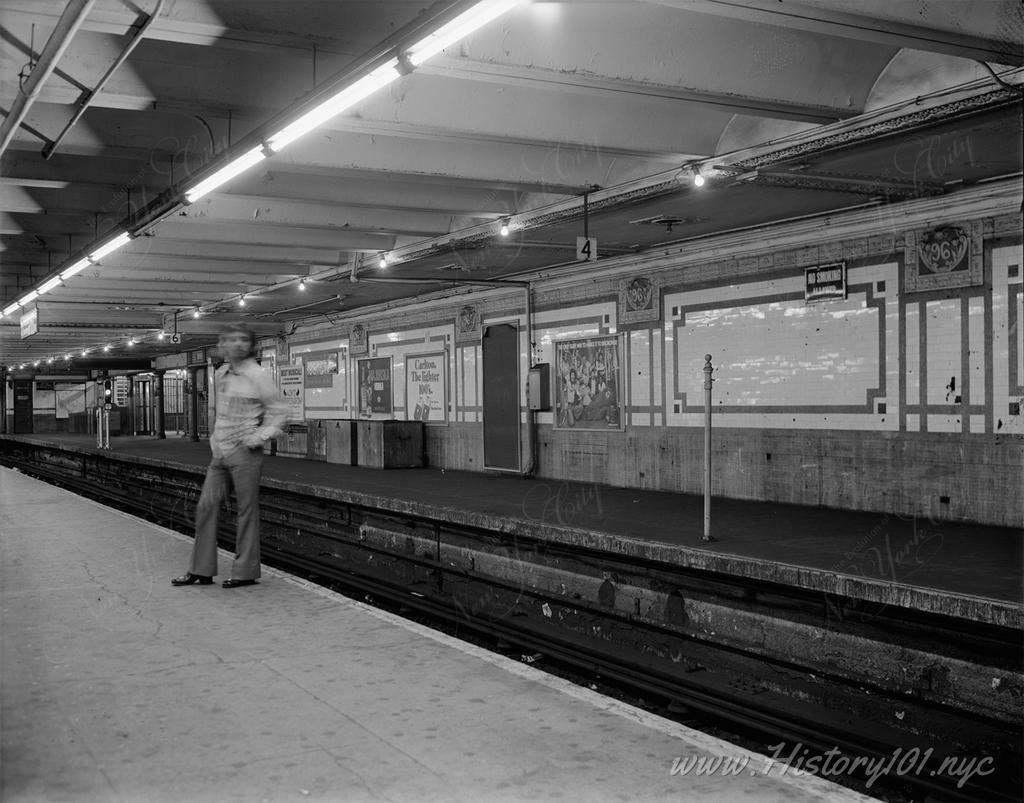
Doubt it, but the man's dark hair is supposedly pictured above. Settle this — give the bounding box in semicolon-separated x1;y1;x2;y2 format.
219;322;259;359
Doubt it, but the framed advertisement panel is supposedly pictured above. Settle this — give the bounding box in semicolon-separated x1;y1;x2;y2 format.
406;350;448;425
553;334;624;430
278;365;305;423
357;356;392;418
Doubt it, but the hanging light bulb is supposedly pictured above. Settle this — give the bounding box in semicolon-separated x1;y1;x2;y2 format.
193;307;201;319
378;254;388;269
103;344;111;352
691;166;705;187
500;219;510;237
82;349;89;357
128;338;136;347
238;295;247;307
298;278;307;291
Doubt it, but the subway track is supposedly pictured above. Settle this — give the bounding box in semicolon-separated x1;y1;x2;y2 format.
4;449;1021;803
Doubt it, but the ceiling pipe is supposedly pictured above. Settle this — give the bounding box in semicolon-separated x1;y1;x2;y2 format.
0;0;97;158
43;0;167;160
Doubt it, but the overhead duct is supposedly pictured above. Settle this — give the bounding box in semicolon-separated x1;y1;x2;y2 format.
0;0;97;157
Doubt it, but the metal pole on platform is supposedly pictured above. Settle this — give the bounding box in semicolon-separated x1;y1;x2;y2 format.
702;354;715;542
96;406;111;450
188;367;200;442
154;369;166;439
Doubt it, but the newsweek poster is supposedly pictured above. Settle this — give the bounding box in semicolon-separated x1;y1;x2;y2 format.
357;357;392;418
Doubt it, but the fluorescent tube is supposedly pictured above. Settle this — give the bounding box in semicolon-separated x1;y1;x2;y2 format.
88;231;132;262
39;276;64;294
407;1;524;67
184;146;266;203
60;257;92;280
267;61;401;152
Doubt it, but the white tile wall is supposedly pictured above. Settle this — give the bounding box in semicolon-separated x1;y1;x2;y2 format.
905;303;920;407
629;330;651;412
968;297;985;408
992;245;1024;434
928;415;962;433
925;299;961;406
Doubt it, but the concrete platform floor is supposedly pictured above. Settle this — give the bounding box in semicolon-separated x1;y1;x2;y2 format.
0;467;878;803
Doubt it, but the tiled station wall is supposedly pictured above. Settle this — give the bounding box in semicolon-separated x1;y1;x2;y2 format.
284;207;1023;527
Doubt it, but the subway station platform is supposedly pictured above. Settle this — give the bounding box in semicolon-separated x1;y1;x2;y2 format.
0;433;1020;628
0;466;876;803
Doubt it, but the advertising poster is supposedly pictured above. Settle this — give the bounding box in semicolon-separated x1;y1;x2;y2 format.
553;334;624;430
56;385;87;419
302;349;339;388
406;351;447;424
278;364;305;422
357;357;392;418
294;346;347;418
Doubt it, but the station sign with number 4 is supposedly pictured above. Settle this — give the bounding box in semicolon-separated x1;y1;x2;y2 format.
576;237;597;262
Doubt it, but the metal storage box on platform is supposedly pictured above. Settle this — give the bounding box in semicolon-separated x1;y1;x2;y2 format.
325;420;357;465
356;420;423;469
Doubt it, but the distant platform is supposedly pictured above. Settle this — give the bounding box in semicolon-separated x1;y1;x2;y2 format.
2;433;1020;629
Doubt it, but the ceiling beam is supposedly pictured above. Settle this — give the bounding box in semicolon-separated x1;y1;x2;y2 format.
147;219;397;251
182;195;462;238
673;0;1023;66
418;57;859;124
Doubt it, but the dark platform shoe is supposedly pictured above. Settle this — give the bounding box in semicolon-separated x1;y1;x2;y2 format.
222;578;258;589
171;572;214;586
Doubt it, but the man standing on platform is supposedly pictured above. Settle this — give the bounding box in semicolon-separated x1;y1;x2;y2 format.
172;323;287;589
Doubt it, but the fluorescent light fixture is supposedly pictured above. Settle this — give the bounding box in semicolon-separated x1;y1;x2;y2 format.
184;146;266;203
39;276;64;294
60;257;92;280
88;231;132;262
19;290;39;305
267;61;402;153
406;1;524;67
2;303;20;317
